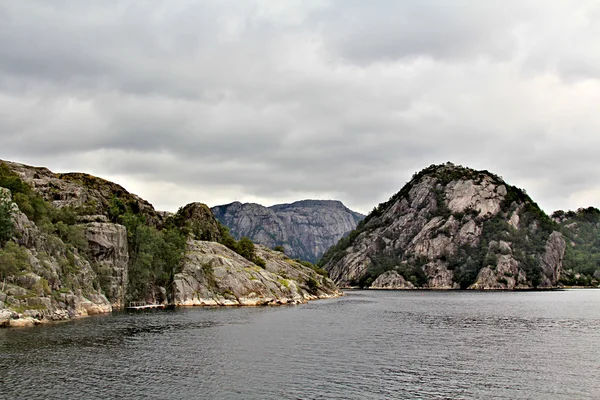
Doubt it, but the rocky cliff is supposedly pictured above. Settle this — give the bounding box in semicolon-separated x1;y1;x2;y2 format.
211;200;364;263
0;187;112;327
321;163;566;290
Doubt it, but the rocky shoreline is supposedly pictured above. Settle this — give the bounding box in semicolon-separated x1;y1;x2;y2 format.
0;292;343;328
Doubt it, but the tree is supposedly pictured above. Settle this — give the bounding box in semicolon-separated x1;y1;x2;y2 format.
237;237;256;262
0;200;13;246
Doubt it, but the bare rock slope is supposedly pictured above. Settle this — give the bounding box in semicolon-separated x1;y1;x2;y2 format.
321;163;565;290
174;241;341;306
212;200;364;263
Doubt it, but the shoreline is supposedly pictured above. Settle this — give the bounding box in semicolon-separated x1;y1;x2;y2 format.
0;292;344;328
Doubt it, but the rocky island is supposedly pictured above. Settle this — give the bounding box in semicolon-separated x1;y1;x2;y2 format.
0;160;341;327
320;163;571;290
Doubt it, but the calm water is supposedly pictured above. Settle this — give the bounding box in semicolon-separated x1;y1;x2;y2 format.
1;290;599;399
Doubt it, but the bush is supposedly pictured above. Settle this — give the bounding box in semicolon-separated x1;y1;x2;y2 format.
237;237;256;262
0;241;30;281
254;257;266;268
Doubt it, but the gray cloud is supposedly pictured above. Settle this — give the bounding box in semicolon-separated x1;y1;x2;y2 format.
0;0;599;215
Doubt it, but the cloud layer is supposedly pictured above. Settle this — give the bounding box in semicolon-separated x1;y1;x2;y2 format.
1;0;599;214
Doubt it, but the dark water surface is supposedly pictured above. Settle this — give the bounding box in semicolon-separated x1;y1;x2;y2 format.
1;290;599;399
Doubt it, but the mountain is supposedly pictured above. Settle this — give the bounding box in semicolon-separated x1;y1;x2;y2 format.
552;207;600;286
211;200;364;263
0;160;340;327
320;162;566;290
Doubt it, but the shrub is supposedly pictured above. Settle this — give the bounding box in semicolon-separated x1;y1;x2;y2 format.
254;257;266;268
0;241;30;281
237;237;256;262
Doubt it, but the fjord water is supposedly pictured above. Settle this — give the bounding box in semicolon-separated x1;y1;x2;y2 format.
1;290;599;399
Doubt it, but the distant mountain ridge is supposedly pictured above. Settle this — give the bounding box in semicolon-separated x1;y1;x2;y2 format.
211;200;364;263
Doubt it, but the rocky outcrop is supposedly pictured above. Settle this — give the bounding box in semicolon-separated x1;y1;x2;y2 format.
84;222;129;308
370;271;415;289
173;240;341;306
0;188;112;326
322;163;565;290
175;202;223;242
211;200;364;263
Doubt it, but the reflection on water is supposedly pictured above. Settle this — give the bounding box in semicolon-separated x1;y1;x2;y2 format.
1;290;599;399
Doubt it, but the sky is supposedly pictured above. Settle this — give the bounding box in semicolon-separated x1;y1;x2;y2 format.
0;0;599;215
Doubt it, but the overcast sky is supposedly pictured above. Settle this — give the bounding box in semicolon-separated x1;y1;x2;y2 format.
1;1;599;214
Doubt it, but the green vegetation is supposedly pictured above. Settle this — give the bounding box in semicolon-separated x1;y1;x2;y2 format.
449;207;554;288
554;207;600;285
293;259;329;278
0;198;13;246
273;245;285;253
119;212;186;302
351;254;427;288
0;240;30;281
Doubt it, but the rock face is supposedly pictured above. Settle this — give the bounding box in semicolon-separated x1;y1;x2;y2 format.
370;271;415;289
173;240;341;306
211;200;364;263
85;222;129;308
321;163;566;290
0;188;112;326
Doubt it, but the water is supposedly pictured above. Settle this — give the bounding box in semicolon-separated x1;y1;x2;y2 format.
1;290;599;399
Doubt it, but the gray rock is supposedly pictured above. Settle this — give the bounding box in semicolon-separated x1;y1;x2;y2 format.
371;271;415;289
212;200;364;263
85;222;129;308
173;240;341;306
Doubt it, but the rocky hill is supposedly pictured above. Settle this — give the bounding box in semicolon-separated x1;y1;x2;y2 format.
320;163;566;290
552;207;600;286
211;200;364;263
0;160;340;327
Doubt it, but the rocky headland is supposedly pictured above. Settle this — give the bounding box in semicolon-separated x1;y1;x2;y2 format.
0;161;340;328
